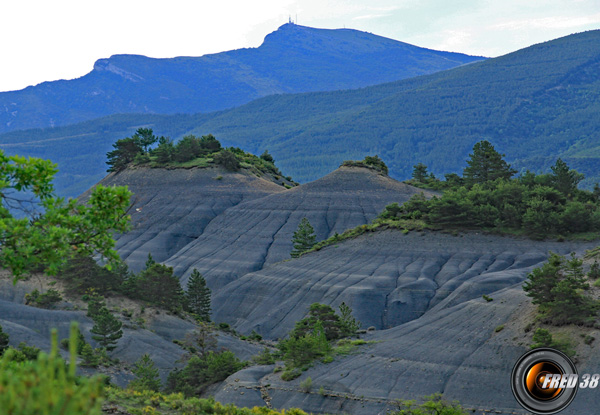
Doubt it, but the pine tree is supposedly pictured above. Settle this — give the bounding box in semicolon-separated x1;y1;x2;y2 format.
550;158;584;196
291;218;317;258
338;302;361;337
106;137;143;172
186;269;211;322
0;324;9;355
136;263;185;312
145;253;156;269
90;307;123;352
129;354;161;392
84;289;107;319
80;343;99;367
412;163;428;182
463;140;516;185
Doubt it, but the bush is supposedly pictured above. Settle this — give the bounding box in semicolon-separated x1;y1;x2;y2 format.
129;354;161;392
252;348;276;365
300;377;312;393
392;393;468;415
530;328;576;357
0;322;105;414
214;150;240;171
166;350;245;397
25;288;62;308
281;368;302;381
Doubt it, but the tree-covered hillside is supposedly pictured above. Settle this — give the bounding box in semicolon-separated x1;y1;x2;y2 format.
0;23;482;134
2;30;600;197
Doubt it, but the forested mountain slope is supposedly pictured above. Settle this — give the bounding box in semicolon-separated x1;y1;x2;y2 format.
2;30;599;197
0;23;482;134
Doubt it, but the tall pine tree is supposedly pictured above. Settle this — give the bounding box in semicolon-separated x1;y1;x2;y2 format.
186;269;211;322
90;307;123;351
463;140;516;185
291;218;317;258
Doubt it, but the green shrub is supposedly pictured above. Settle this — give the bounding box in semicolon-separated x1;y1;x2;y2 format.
530;328;576;357
0;324;9;356
25;288;62;308
129;354;161;392
482;294;493;302
281;368;302;381
495;325;505;333
392;393;468;414
0;322;105;414
252;348;276;365
166;350;244;397
300;377;312;393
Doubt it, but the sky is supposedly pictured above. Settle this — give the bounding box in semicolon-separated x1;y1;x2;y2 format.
1;0;600;92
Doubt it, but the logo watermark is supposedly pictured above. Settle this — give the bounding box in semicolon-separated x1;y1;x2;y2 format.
511;348;585;414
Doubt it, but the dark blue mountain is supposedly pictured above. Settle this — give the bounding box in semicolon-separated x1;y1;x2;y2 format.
0;23;483;134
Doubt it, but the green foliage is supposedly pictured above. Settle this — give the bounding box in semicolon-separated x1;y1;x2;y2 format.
252;348;276;365
166;350;245;397
341;155;388;175
59;253;125;295
131;263;186;312
84;289;107;319
80;343;100;368
105;387;310;415
412;163;428;182
530;328;576;357
463;140;516;185
0;322;105;415
291;217;317;258
392;393;468;415
0;150;131;281
280;320;331;369
260;150;275;163
291;303;342;341
299;377;312;393
0;324;8;356
186;269;211;322
25;288;62;308
281;368;302;381
590;261;600;279
152;136;175;164
106;136;143;172
213;149;241;171
129;354;161;392
90;307;123;352
551;158;584;197
338;302;361;336
398;151;600;239
61;327;87;355
523;253;599;326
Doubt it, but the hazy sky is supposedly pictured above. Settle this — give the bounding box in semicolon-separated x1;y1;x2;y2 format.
2;0;599;92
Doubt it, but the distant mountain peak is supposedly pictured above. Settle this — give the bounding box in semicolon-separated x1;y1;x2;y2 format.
0;24;484;136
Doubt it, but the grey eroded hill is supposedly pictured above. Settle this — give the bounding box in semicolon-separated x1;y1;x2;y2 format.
162;166;434;289
213;229;597;339
81;167;286;272
210;231;599;414
0;275;263;385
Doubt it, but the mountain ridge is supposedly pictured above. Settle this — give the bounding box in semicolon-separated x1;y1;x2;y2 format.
0;23;483;134
1;29;599;197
